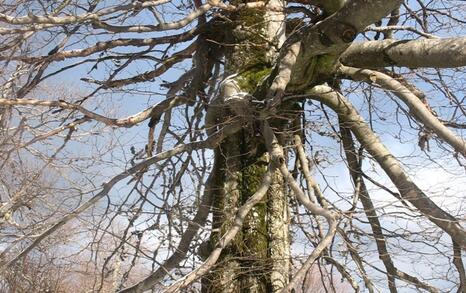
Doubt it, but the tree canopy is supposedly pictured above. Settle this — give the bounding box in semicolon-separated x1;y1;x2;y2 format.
0;0;465;292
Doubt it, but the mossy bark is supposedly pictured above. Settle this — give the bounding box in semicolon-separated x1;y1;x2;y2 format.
202;2;290;292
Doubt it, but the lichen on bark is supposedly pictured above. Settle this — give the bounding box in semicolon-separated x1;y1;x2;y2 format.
203;1;291;292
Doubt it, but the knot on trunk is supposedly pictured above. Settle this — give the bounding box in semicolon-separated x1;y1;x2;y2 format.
205;74;256;137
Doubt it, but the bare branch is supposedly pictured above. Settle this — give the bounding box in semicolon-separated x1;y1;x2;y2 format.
308;84;466;249
162;164;275;293
262;121;339;292
341;37;466;68
339;65;466;157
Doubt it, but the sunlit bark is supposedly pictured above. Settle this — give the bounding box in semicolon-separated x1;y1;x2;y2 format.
203;1;290;291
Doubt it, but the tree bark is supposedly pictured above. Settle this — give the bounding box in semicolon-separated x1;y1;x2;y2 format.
308;85;466;249
203;2;290;292
340;37;466;68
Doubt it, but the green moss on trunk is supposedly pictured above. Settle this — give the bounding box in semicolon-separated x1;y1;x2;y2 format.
203;2;290;292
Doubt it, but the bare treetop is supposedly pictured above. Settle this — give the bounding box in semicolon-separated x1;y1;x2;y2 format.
0;1;465;292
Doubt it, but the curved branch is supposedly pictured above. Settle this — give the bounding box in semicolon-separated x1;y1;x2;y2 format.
0;96;187;128
340;121;439;293
0;1;167;26
2;30;198;63
339;65;466;157
92;0;217;33
308;84;466;249
275;0;402;91
0;120;243;273
120;157;221;293
81;43;196;89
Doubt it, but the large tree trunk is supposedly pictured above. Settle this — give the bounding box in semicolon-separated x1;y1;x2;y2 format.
202;1;290;292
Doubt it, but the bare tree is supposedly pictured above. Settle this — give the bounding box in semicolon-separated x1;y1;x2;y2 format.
0;0;465;292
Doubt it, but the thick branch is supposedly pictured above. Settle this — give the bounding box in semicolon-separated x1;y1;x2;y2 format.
280;0;402;90
308;85;466;249
340;37;466;68
339;65;466;157
297;0;403;54
340;121;438;293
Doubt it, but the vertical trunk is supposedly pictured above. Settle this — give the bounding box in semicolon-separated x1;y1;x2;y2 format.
203;2;290;292
267;168;290;291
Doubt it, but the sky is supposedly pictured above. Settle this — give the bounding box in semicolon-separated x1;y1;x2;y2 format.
2;1;465;292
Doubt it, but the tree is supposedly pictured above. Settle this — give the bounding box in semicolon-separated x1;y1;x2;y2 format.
0;0;465;292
